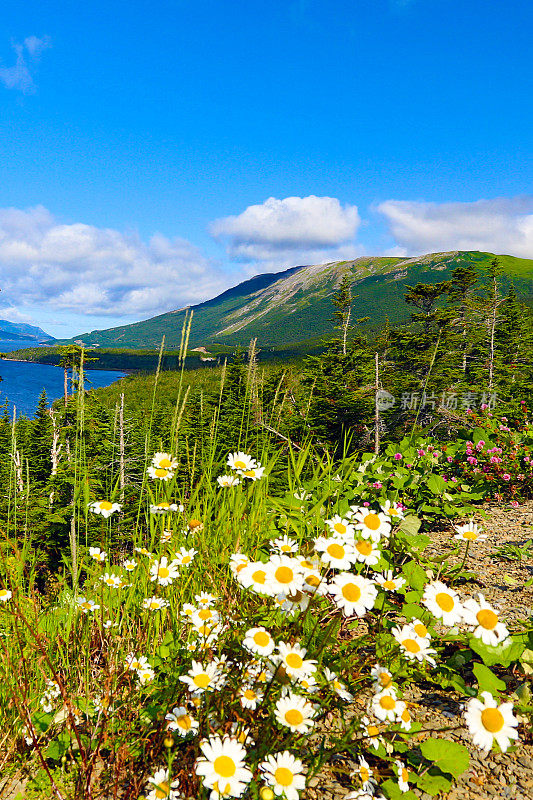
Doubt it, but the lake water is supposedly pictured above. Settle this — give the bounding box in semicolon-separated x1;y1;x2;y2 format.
0;340;126;418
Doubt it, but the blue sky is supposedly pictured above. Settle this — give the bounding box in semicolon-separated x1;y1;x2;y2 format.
0;0;532;337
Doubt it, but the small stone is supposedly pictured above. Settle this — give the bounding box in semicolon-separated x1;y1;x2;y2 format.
308;778;320;788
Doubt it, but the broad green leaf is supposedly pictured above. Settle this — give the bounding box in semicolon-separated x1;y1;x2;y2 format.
399;515;422;536
473;662;506;695
426;474;448;494
414;768;452;796
420;738;470;777
402;559;427;591
469;633;528;667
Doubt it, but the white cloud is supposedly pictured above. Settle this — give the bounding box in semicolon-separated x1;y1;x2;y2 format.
211;195;362;266
0;206;229;324
378;197;533;259
0;35;51;93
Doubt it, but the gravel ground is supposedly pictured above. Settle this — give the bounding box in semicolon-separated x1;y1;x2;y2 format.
307;502;533;800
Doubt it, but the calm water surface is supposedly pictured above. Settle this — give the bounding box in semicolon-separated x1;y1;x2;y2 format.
0;340;126;417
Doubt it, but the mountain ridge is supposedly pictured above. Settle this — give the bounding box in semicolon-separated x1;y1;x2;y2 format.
62;251;533;350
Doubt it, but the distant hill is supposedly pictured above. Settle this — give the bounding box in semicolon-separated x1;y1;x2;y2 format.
63;251;533;350
0;320;54;343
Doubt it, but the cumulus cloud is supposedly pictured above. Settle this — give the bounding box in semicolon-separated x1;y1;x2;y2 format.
378;197;533;259
0;205;229;322
0;35;51;93
211;195;362;267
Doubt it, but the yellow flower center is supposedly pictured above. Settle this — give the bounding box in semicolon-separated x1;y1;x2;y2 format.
333;522;347;534
155;782;170;799
182;555;191;564
280;544;292;552
379;672;392;687
236;562;247;573
158;567;170;578
189;519;202;529
275;566;294;584
286;653;303;670
158;502;170;509
481;707;504;733
244;470;256;477
402;638;421;653
356;540;373;556
155;468;169;478
436;592;454;612
274;767;294;787
327;543;345;559
253;631;270;647
193;673;210;688
177;715;192;730
401;768;409;783
414;622;427;637
244;689;256;700
389;507;399;516
234;460;246;469
383;580;396;590
380;696;396;709
364;513;380;530
159;458;172;468
285;709;304;726
150;601;161;609
360;767;370;781
367;725;379;736
401;708;411;722
301;559;314;569
305;575;320;587
252;569;266;584
342;583;361;602
214;756;236;778
198;609;212;620
463;531;478;540
477;609;498;629
100;501;113;510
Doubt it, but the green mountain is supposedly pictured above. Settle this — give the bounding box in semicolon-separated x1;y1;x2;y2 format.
65;251;533;350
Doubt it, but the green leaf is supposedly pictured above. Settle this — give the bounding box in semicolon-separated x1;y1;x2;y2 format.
420;738;470;777
381;779;418;800
415;768;452;796
400;602;425;620
399;515;422;536
469;633;528;667
426;474;448;494
473;663;506;695
402;560;427;591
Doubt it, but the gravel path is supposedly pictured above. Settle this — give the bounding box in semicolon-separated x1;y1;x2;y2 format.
307;502;533;800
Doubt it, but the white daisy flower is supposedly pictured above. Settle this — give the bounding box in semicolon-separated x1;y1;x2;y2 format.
353;538;381;566
123;558;137;571
88;500;121;518
240;464;265;481
353;756;376;793
352;508;391;542
243;627;276;657
101;572;121;588
149;556;180;586
142;596;170;611
160;528;172;542
180;603;197;619
274;692;316;734
301;569;328;596
374;571;406;592
137;666;156;685
165;706;199;737
323;667;354;701
230;553;250;575
392;624;437;666
396;760;410;793
298;674;319;693
370;664;394;691
372;688;401;722
227;452;257;472
462;594;509;646
360;716;382;750
76;597;100;614
195;592;217;607
380;500;405;520
217;474;241;487
191;607;220;627
89;546;107;562
315;536;356;570
0;588;13;602
398;704;413;730
454;522;487;542
149;501;178;514
422;580;464;626
151;452;178;470
325;514;356;539
464;691;519;752
125;653;151;672
260;751;306;800
146;767;181;800
134;546;153;557
237;561;270;594
275;589;310;614
265;555;304;596
328;573;378;617
174;547;197;566
239;685;264;709
180;661;221;694
411;619;431;639
147;465;175;481
276;642;317;679
271;534;299;554
195;735;253;797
